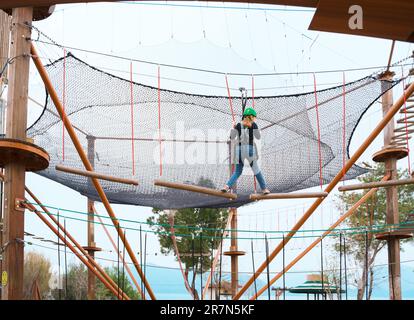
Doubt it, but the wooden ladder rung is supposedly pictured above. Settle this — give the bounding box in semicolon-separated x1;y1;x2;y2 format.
393;128;414;133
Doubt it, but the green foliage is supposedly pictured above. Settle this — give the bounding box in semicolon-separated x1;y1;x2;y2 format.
147;177;229;298
51;263;140;300
148;177;229;272
96;266;141;300
332;163;414;299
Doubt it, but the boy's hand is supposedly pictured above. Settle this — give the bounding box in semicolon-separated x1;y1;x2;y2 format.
242;118;253;128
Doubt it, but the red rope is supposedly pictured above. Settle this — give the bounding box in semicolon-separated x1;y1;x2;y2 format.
313;73;323;189
62;49;66;162
342;72;346;182
225;74;236;175
252;74;256;192
158;65;162;176
130;61;135;176
251;74;255;108
225;74;236;126
401;71;411;174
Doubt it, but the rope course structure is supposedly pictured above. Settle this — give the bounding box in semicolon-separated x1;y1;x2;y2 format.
26;49;403;209
1;4;414;301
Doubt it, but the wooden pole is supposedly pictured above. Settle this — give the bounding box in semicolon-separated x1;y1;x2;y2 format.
250;175;389;300
2;7;32;300
234;80;414;300
30;43;156;300
154;179;237;200
380;71;402;300
86;136;96;300
21;199;130;299
250;192;328;200
20;182;130;300
55;165;139;186
0;9;10;294
338;178;414;192
230;208;239;298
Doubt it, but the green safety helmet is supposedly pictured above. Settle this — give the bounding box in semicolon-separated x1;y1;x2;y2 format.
243;108;257;117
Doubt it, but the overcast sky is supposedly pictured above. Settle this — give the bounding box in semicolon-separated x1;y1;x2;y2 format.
2;2;413;299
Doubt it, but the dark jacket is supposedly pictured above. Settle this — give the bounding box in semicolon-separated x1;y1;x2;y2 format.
229;122;261;163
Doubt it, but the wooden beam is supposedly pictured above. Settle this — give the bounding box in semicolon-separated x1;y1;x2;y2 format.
2;7;33;300
0;0;318;10
31;43;156;300
55;165;139;186
339;178;414;192
154;179;237;200
250;192;328;200
250;175;390;300
234;81;414;301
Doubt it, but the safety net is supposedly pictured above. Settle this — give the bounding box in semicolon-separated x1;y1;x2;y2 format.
28;53;398;209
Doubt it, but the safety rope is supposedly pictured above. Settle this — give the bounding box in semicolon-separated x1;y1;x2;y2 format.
313;73;323;188
130;61;136;176
158;65;162;176
62;49;66;162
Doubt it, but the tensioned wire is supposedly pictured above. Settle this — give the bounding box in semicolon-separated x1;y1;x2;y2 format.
24;200;413;235
24;201;414;240
23;238;414;275
26;23;414;77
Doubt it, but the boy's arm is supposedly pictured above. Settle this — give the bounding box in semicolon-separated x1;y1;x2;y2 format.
252;122;261;139
229;123;239;140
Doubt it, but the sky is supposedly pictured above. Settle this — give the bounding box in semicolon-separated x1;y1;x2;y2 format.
1;1;414;300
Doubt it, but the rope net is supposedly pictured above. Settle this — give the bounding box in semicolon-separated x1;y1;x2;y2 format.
28;53;398;209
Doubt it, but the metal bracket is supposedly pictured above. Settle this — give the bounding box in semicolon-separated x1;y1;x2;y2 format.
14;198;25;212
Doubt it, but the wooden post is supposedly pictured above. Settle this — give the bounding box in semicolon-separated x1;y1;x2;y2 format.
0;9;11;294
86;135;96;300
2;7;33;300
230;208;239;298
381;71;402;300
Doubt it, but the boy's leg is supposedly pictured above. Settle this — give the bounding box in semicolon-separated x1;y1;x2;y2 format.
225;163;244;188
250;160;268;190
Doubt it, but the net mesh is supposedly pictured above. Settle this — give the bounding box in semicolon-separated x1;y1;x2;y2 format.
28;53;398;209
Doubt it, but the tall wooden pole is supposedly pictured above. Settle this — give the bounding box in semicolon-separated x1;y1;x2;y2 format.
2;7;33;300
230;208;239;298
380;71;402;300
0;9;11;296
86;135;96;299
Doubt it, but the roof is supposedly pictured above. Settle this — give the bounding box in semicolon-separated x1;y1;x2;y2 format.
0;1;413;42
289;277;345;294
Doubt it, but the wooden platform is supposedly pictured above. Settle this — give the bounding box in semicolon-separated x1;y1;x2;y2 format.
154;179;237;200
0;138;49;171
82;246;102;252
223;250;246;256
374;230;413;241
250;192;328;200
372;147;409;162
2;6;55;21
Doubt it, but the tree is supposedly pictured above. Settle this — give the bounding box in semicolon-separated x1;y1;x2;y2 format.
51;263;88;300
96;266;141;300
51;263;141;300
23;251;52;300
333;163;414;299
147;177;229;299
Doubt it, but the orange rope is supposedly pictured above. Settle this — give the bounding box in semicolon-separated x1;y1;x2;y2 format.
130;61;135;176
313;73;323;188
158;65;162;176
62;49;66;162
93;206;144;299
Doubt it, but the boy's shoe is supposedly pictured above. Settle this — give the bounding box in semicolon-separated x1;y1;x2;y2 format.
221;185;231;193
262;188;270;195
